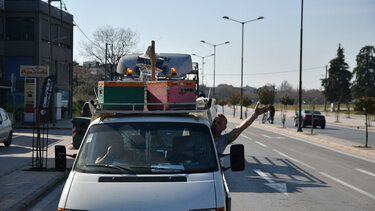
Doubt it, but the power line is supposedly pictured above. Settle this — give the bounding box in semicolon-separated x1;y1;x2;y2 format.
61;0;100;48
73;20;99;47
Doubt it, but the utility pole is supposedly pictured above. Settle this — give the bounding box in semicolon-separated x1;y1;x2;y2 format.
105;43;108;80
324;65;328;111
105;43;113;80
297;0;304;132
48;0;62;125
48;0;54;125
151;40;156;81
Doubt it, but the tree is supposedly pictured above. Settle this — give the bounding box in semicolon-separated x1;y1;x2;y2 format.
279;95;294;127
280;95;294;109
217;99;227;113
242;97;252;118
354;97;375;147
229;94;240;117
278;80;293;95
321;44;352;114
257;85;275;105
81;25;139;65
351;46;375;98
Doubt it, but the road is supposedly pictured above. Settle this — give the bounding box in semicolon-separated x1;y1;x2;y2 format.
222;106;375;146
0;128;72;211
0;128;71;175
29;181;64;211
30;122;375;211
223;121;375;211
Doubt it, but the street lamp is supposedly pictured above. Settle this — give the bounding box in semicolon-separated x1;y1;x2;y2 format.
222;15;264;119
192;53;214;95
297;0;304;132
200;40;230;97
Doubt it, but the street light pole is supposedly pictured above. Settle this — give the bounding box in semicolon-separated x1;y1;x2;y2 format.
241;23;244;119
223;16;264;119
297;0;304;132
192;53;214;96
200;40;230;98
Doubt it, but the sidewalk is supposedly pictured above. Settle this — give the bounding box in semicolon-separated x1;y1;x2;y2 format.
226;109;375;160
14;117;73;130
0;118;76;211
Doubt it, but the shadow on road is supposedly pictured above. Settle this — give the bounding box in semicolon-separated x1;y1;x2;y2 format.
224;155;327;194
0;145;30;154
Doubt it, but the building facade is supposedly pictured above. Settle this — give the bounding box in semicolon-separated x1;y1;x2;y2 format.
0;0;73;120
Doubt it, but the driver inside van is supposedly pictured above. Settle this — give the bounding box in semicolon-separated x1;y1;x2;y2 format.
95;132;126;165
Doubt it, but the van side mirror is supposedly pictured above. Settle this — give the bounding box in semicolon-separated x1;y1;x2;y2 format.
55;145;67;172
230;144;245;171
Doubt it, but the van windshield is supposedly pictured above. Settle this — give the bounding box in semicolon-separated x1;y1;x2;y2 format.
74;122;218;174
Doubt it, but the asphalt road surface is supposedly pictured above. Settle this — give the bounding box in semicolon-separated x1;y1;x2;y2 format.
29;181;64;211
0;128;72;211
0;129;71;175
223;122;375;211
222;106;375;147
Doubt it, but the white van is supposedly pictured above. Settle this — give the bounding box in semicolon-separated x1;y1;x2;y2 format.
55;112;244;211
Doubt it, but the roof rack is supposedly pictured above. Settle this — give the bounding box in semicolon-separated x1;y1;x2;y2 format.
96;102;204;114
93;98;217;123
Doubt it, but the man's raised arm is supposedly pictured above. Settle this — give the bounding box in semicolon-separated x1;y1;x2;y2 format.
228;103;269;143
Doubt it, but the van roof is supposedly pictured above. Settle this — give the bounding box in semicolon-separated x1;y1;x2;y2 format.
91;114;210;127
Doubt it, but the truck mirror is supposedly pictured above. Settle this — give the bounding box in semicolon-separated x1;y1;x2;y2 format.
55;145;67;172
230;144;245;171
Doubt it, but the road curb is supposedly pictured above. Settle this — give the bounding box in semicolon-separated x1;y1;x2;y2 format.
15;171;69;211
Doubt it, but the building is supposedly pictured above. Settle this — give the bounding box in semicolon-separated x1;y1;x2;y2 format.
74;61;105;83
0;0;73;121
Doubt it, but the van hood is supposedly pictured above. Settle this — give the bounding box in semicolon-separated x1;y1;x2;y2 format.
64;172;217;211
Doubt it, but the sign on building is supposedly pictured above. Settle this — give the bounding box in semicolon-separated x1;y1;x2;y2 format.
20;65;49;77
24;78;36;122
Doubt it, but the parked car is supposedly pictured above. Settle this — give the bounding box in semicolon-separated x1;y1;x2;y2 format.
0;108;13;147
294;109;326;129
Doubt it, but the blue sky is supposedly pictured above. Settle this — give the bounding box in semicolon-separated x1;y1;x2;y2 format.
59;0;375;90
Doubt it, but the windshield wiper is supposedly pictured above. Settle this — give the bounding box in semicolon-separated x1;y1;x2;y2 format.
130;166;185;172
86;164;135;173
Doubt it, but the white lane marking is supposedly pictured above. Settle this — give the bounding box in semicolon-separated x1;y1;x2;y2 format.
319;172;375;200
255;141;268;148
262;134;272;139
355;168;375;178
261;134;285;139
252;124;375;164
240;134;252;140
273;149;317;170
254;169;288;195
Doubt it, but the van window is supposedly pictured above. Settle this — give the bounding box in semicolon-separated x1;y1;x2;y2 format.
75;122;218;174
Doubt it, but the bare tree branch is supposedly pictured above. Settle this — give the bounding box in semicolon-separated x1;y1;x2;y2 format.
81;25;139;64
